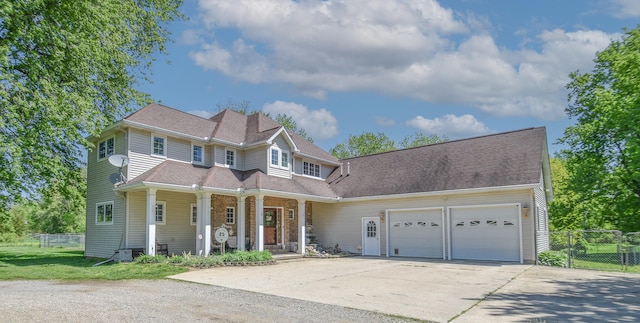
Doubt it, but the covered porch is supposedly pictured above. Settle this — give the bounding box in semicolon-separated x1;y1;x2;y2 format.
122;188;313;256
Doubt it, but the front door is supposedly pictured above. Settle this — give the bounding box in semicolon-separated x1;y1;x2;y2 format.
264;208;278;245
362;217;380;256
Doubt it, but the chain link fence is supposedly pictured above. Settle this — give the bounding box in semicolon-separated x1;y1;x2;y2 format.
546;230;640;271
39;233;85;248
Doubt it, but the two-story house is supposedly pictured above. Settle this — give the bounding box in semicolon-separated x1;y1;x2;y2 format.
86;104;552;263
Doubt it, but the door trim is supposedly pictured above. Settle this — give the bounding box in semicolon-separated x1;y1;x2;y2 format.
362;217;381;256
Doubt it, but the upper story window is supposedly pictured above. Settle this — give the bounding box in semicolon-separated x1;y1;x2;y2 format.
192;144;203;165
98;137;115;160
96;201;114;225
303;161;320;177
155;201;166;224
270;147;290;169
225;148;235;168
152;134;166;157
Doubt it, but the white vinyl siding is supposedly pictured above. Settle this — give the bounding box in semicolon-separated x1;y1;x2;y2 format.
128;129;166;180
128;191;197;255
534;172;550;256
244;146;267;173
85;132;126;258
312;189;535;261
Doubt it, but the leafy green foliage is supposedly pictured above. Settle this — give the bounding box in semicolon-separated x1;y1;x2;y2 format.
559;26;640;232
538;251;567;267
399;132;448;149
0;0;184;212
330;131;448;158
330;132;396;159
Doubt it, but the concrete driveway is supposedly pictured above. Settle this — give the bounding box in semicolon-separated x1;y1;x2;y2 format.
170;257;640;322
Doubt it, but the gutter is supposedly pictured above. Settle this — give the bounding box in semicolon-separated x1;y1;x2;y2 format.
337;183;541;203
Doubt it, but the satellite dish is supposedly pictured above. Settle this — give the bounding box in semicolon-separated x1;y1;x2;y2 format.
109;173;121;184
108;155;129;185
108;155;129;168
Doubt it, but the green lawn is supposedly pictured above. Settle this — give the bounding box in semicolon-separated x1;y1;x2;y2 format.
569;243;640;273
0;246;187;280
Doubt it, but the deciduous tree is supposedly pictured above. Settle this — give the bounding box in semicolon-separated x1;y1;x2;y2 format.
0;1;183;211
559;25;640;232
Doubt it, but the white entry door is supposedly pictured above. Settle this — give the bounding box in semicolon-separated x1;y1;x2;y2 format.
362;217;380;256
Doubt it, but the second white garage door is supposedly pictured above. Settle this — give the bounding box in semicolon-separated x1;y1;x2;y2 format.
449;204;521;262
388;208;444;258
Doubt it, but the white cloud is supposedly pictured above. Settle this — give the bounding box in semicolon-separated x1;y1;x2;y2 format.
262;101;339;140
375;117;396;127
609;0;640;18
192;0;618;120
406;114;494;138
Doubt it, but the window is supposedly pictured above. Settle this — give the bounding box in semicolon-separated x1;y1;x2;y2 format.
288;209;295;220
303;161;320;177
192;144;203;164
367;220;377;238
96;202;114;225
226;207;235;224
270;147;290;169
152;134;166;156
98;137;114;160
190;203;197;225
225;149;235;168
155;201;166;224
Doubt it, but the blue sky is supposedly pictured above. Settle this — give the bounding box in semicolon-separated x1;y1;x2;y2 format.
138;0;640;156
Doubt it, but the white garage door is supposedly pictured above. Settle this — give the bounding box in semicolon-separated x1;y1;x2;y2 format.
449;205;520;262
388;209;444;258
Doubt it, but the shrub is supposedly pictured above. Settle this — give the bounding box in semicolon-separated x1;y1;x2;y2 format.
538;250;567;267
134;254;166;264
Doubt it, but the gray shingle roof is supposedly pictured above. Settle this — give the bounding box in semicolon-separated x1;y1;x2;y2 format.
127;161;337;199
327;127;548;198
125;103;216;139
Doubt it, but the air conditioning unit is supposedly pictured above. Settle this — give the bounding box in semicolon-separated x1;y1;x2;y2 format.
117;249;132;262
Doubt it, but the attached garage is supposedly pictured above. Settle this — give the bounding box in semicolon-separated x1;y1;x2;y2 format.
448;204;522;262
386;208;445;258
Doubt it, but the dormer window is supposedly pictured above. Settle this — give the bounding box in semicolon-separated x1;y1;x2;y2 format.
270;147;289;169
225;148;236;168
192;144;203;165
152;134;166;157
303;161;320;177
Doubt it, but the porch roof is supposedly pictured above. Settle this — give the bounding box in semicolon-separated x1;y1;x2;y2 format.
123;160;338;199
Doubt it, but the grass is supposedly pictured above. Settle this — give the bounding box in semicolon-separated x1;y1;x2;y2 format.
563;243;640;273
0;246;188;280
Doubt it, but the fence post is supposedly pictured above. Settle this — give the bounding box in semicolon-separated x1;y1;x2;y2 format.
567;230;572;268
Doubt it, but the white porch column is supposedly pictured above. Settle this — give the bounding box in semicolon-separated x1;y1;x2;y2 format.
145;188;157;256
298;200;306;255
196;192;212;256
237;195;246;251
255;195;264;251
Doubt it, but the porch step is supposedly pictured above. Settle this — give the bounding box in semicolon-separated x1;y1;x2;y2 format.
271;252;304;262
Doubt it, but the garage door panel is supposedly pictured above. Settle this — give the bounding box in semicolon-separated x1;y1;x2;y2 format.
450;205;520;262
389;209;443;258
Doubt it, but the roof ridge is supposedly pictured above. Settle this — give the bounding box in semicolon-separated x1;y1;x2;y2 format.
339;127;545;161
